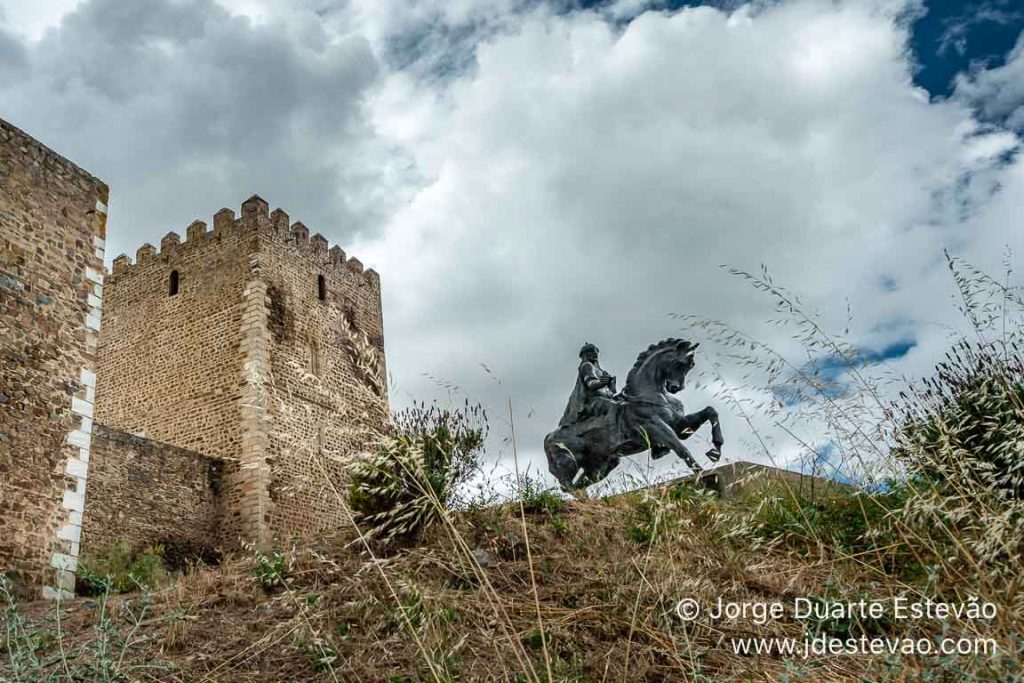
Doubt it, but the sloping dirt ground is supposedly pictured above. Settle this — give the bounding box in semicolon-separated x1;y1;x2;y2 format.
4;497;935;681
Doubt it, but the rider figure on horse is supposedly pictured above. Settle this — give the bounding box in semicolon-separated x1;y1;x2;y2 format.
559;343;618;428
559;342;671;458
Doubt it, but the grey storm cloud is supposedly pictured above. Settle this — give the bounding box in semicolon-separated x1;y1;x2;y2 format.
0;0;386;263
0;26;25;77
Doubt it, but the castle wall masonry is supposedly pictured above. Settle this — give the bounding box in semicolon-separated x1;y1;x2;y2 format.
95;211;253;461
0;118;108;598
94;194;387;552
80;425;231;559
1;117;388;594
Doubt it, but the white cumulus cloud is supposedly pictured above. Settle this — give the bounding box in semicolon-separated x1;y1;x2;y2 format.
2;0;1022;490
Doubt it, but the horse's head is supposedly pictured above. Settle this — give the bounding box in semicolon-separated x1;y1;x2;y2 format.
659;340;698;393
624;339;699;398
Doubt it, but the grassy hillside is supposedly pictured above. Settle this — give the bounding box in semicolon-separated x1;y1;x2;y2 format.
3;475;1020;682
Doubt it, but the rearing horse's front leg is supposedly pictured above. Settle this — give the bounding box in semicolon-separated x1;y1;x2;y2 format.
678;406;724;462
709;409;724;461
645;417;701;472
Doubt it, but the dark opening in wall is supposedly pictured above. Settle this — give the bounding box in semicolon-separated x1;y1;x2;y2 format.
169;270;179;296
317;274;326;301
267;283;293;342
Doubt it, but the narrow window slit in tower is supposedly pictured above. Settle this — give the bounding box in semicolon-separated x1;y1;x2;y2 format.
169;270;179;296
317;274;326;301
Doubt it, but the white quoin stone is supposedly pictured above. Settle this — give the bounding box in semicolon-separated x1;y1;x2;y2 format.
62;490;84;512
57;524;82;543
67;429;90;449
65;458;88;479
50;553;77;572
71;396;93;418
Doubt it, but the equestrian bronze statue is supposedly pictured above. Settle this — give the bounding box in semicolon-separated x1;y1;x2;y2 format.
544;339;724;490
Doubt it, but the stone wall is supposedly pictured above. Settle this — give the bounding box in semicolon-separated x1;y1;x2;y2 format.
0;117;108;597
94;214;254;461
80;425;230;560
254;198;387;538
94;195;387;548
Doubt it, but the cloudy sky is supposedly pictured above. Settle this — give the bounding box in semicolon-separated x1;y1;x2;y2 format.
3;0;1023;490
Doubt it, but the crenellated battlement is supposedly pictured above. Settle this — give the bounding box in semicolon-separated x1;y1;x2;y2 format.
109;195;380;288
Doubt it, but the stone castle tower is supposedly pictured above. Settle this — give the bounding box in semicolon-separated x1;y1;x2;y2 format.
90;195;387;547
1;118;387;596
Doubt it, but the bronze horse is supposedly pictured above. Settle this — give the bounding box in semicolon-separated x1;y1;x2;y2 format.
544;339;723;490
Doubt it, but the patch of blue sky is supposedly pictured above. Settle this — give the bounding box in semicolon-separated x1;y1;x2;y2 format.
538;0;1024;100
771;339;916;406
817;340;916;378
568;0;750;14
909;0;1023;99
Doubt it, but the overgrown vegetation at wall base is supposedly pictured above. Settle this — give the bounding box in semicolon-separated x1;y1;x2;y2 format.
748;481;923;577
77;541;171;595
